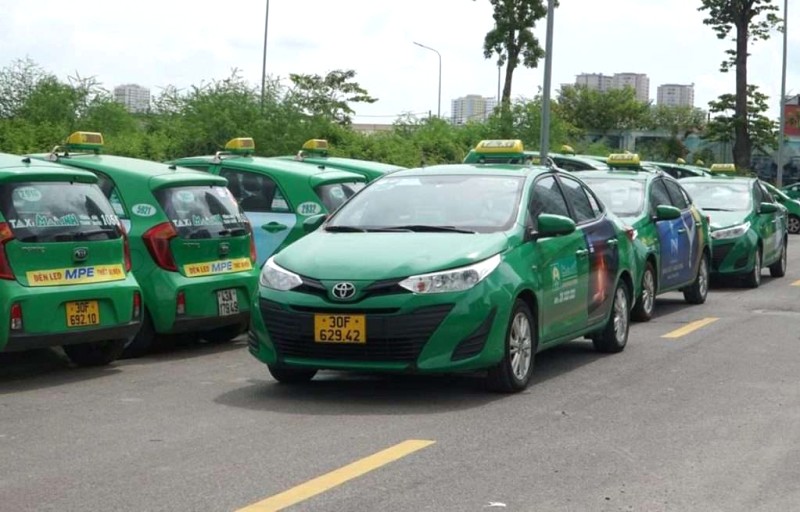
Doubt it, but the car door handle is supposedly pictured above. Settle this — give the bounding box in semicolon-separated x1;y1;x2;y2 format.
261;222;288;233
575;249;589;257
677;228;687;233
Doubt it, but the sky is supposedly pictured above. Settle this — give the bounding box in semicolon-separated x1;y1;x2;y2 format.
1;0;797;124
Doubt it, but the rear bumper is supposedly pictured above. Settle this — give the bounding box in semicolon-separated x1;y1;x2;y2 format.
170;312;249;334
3;320;142;352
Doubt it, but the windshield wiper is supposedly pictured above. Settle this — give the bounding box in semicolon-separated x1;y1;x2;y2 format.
386;225;476;234
325;225;366;232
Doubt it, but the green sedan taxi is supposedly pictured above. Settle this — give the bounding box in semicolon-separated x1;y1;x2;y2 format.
681;172;788;287
29;133;259;356
172;138;367;266
649;160;711;180
0;150;141;366
781;182;800;200
462;141;609;172
579;154;711;321
250;162;638;393
762;181;800;234
272;139;405;182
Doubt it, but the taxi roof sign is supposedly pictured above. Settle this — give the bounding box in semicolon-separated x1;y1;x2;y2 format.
607;153;641;167
560;144;575;155
65;131;104;152
676;157;686;165
224;137;255;155
710;163;737;174
302;139;329;152
474;139;525;154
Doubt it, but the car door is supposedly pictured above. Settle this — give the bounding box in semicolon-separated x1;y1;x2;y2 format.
649;178;686;290
754;182;781;263
528;175;590;343
558;175;620;326
219;168;297;266
664;179;700;286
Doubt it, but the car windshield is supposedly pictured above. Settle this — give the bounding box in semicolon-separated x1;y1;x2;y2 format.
314;181;365;212
681;182;752;211
580;178;645;217
0;181;121;242
155;185;249;239
327;174;525;233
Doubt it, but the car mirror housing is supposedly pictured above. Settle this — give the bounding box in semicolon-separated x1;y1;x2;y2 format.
655;204;681;221
759;202;778;214
303;213;328;233
533;213;576;240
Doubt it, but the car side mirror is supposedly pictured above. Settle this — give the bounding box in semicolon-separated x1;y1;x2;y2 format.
531;213;576;240
655;204;681;221
759;202;778;214
303;213;328;232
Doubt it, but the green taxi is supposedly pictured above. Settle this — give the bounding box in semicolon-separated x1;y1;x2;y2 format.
650;159;711;180
463;142;609;172
172;138;367;266
250;160;638;393
579;153;711;321
781;182;800;200
272;139;405;182
0;150;141;366
762;182;800;234
681;168;788;287
29;133;259;356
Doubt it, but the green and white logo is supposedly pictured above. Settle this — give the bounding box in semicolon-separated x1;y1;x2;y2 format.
16;187;42;202
132;204;157;217
297;202;322;216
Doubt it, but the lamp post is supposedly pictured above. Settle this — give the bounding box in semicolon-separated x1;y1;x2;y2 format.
260;0;270;114
413;41;442;118
776;0;789;187
539;0;557;163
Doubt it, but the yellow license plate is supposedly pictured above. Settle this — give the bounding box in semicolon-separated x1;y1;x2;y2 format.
314;314;366;344
66;300;100;327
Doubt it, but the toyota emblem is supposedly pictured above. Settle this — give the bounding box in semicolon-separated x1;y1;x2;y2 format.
331;282;356;300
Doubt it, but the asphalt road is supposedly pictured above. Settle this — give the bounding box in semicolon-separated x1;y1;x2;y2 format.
3;239;800;512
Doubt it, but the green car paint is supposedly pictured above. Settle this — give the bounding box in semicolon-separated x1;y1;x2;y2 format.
781;182;800;200
171;151;367;266
0;153;141;366
580;170;712;321
29;144;259;355
270;139;405;182
681;175;789;287
249;164;638;392
766;182;800;234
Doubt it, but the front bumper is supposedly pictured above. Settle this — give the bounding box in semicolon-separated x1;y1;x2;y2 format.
710;231;757;275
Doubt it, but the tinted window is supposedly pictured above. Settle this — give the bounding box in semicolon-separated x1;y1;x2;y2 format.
315;182;365;212
664;180;689;209
581;178;645;217
650;179;673;214
94;173;128;219
0;181;121;242
559;176;596;223
155;185;248;239
220;169;290;213
530;176;570;220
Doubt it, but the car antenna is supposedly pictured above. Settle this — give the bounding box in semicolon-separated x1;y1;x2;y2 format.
21;156;31;164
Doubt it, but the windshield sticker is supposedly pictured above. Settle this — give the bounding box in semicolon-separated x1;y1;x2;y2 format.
175;190;195;203
7;214;117;229
330;187;346;200
184;258;253;277
16;187;42;202
132;204;157;217
26;264;126;287
297;202;322;216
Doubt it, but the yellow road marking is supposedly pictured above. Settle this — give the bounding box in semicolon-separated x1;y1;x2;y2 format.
236;439;435;512
792;279;800;287
662;317;719;339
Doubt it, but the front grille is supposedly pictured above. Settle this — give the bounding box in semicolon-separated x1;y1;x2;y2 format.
711;243;733;269
260;299;453;363
451;309;496;361
294;276;409;302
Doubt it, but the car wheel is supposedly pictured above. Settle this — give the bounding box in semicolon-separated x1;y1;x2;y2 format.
268;365;317;384
486;299;536;393
743;248;762;288
789;215;800;234
63;339;126;367
684;254;710;304
631;263;656;322
592;281;630;354
769;239;787;278
201;324;245;344
122;309;155;358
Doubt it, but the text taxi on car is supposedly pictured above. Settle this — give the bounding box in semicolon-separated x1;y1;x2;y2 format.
0;150;141;366
250;141;639;393
171;138;367;266
680;163;788;288
28;132;259;356
761;181;800;234
272;139;406;182
578;153;711;321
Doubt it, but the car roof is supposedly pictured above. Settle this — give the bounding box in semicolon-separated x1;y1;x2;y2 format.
272;155;404;174
680;175;756;184
389;163;551;178
172;155;365;184
576;169;655;181
0;152;99;182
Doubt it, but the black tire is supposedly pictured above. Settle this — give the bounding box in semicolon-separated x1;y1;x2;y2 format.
631;263;656;322
201;324;244;344
486;299;536;393
592;281;630;354
742;248;762;288
789;215;800;235
684;253;710;304
63;339;126;367
268;365;317;384
769;239;787;278
122;309;156;358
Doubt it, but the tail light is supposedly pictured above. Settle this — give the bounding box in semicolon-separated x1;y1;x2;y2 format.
624;226;638;241
133;292;141;320
10;303;23;331
0;223;15;280
142;222;178;271
176;291;186;316
245;221;257;264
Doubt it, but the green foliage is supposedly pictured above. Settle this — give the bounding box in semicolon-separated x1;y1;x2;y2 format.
646;105;707;137
699;0;780;72
557;85;650;134
704;85;777;154
287;69;377;125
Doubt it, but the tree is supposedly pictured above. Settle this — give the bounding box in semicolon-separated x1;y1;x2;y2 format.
699;0;780;170
557;85;650;135
475;0;549;109
0;58;53;119
647;105;707;139
287;69;377;125
704;85;777;159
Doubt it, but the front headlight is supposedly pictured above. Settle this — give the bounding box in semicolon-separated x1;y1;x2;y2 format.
259;256;302;290
399;254;501;294
711;221;751;240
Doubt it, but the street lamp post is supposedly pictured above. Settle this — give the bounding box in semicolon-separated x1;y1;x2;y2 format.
776;0;789;187
260;0;270;114
413;42;442;118
539;0;557;163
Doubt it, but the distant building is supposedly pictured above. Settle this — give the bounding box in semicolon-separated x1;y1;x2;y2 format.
785;94;800;138
450;95;498;124
575;72;650;102
657;83;695;107
114;84;150;113
575;73;613;93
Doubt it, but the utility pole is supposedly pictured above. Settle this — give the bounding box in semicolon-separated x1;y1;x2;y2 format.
776;0;789;187
539;0;556;163
260;0;270;114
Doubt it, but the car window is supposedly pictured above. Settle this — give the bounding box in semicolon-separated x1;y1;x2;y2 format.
315;182;365;212
94;172;128;219
220;168;290;213
580;177;644;218
664;180;689;209
530;176;570;223
178;164;209;173
753;183;765;204
758;183;775;202
558;176;596;223
681;182;752;211
154;185;248;239
650;179;673;214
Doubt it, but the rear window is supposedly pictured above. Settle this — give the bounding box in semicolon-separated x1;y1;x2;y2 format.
0;181;121;242
315;182;365;212
155;185;248;239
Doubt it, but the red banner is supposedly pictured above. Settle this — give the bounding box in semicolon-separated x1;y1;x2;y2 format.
786;104;800;137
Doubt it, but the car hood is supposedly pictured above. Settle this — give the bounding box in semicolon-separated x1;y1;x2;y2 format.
274;231;511;280
706;210;749;230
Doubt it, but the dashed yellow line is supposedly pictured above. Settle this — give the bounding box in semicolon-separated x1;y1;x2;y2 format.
791;279;800;287
662;317;719;339
235;439;435;512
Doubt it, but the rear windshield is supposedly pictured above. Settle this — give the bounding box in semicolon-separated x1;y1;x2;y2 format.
0;181;121;242
315;182;365;212
155;185;248;239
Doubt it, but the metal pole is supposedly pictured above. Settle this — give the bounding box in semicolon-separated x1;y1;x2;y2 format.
497;64;501;104
260;0;270;114
777;0;788;187
414;42;442;118
539;0;556;163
